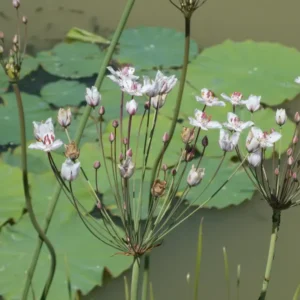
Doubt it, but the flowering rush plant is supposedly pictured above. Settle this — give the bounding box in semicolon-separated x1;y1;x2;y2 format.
28;66;289;260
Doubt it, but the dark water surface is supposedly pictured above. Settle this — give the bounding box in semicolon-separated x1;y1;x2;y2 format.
2;0;300;299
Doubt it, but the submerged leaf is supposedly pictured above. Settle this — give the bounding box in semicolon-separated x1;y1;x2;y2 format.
65;27;110;45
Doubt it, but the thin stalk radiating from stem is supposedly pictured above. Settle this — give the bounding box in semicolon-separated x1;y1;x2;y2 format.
12;82;57;300
22;0;136;296
258;210;281;300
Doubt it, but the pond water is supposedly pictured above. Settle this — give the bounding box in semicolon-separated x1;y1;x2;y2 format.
2;0;300;299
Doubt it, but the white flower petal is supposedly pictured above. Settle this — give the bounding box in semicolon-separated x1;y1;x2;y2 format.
207;121;222;129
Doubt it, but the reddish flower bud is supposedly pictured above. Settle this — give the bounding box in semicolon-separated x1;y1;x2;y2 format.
126;148;132;157
287;148;293;156
22;16;28;24
162;132;169;143
295;112;300;124
93;161;101;169
288;156;294;165
144;101;150;110
274;168;279;176
202;136;209;147
171;168;177;176
112;120;119;128
99;106;105;115
0;31;4;39
119;153;124;162
123;137;128;145
109;132;115;142
293;135;299;144
161;164;168;171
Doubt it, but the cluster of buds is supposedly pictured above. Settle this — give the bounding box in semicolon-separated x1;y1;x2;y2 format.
170;0;206;18
0;0;28;81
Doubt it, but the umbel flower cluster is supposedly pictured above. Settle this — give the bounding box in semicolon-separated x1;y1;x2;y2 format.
28;66;289;256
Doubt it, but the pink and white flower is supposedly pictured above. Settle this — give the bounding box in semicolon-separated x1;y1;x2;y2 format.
221;92;246;106
248;127;282;148
126;99;138;115
107;66;139;85
28;118;63;152
223;112;254;132
244;95;261;113
121;79;143;96
61;158;81;181
248;148;262;167
219;129;240;152
85;86;101;107
295;76;300;84
187;165;205;187
188;110;222;130
196;88;225;107
275;109;287;126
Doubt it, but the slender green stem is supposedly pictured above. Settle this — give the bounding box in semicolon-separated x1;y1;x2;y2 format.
124;276;130;300
12;82;57;300
22;0;136;296
150;16;191;196
131;258;140;300
223;247;230;300
142;254;150;300
258;210;281;300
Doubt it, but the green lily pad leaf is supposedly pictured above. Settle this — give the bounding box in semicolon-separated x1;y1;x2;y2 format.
0;209;132;299
66;27;110;45
178;156;255;208
0;93;50;144
0;162;25;226
41;80;86;107
37;42;106;78
21;55;39;78
187;40;300;106
114;27;198;69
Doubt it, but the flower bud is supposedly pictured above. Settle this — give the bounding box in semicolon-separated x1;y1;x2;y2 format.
93;161;101;169
123;137;128;145
295;112;300;124
12;0;20;9
64;141;80;160
288;156;294;165
109;132;115;142
57;107;72;128
287;148;293;156
151;179;167;197
22;16;28;24
161;164;168;171
0;31;4;39
202;136;208;147
13;34;18;45
126;148;132;157
293;135;299;144
99;106;105;115
61;158;80;181
144;101;150;110
0;46;3;55
162;132;169;143
274;168;279;176
85;86;101;107
185;149;195;162
112;120;119;128
181;127;194;144
119;153;124;162
171;168;177;176
126;99;138;115
96;200;102;209
275;109;287;126
293;172;297;180
187;165;205;187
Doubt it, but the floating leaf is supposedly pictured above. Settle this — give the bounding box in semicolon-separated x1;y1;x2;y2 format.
187;40;300;106
37;42;106;78
178;156;255;209
0;162;25;226
41;80;86;107
0;93;50;144
65;27;110;45
114;27;198;69
0;208;132;300
21;55;39;78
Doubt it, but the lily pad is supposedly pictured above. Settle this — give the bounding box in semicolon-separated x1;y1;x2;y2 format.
114;27;198;69
37;42;106;78
0;210;132;300
41;80;87;107
0;93;50;144
21;55;39;78
178;156;255;208
187;40;300;106
0;162;25;226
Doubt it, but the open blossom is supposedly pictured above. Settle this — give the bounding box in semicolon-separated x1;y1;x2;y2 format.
28;118;63;152
61;158;81;181
119;156;135;179
126;99;138;115
85;86;101;107
295;76;300;84
244;95;261;112
188;110;222;130
248;148;262;167
142;71;177;108
107;66;139;86
275;109;287;126
219;129;240;152
223;112;254;132
221;92;246;106
121;79;143;96
187;165;205;186
248;127;281;148
196;88;225;107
